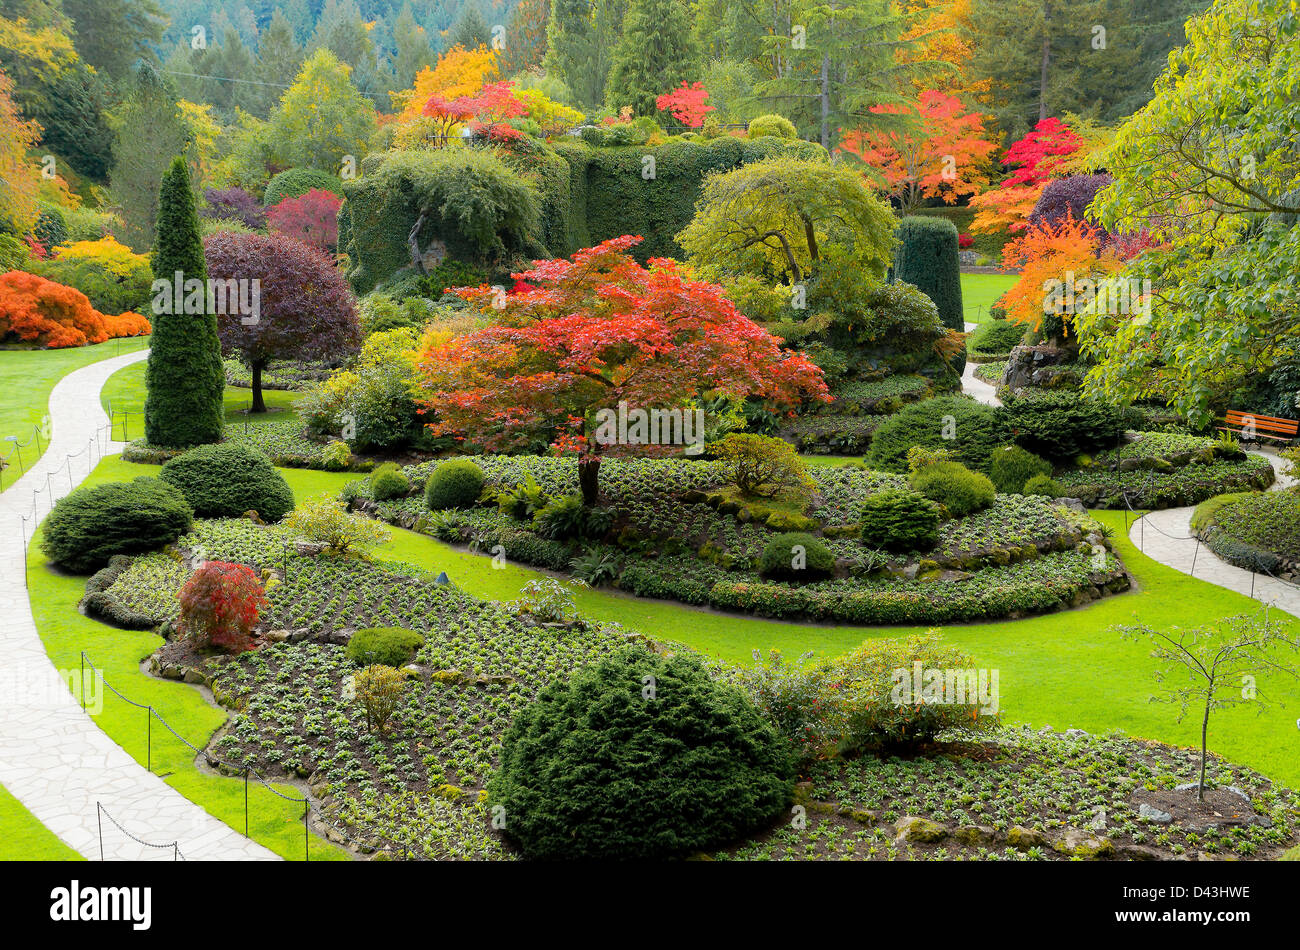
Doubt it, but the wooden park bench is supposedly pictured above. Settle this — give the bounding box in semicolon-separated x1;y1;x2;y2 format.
1218;409;1299;443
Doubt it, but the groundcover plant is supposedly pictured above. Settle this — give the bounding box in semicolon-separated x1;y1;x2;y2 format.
4;0;1300;933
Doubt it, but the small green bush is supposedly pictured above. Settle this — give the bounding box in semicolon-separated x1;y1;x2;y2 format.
989;444;1053;494
909;460;996;517
345;627;426;667
489;647;794;859
41;477;194;574
758;532;835;581
857;489;940;552
969;319;1026;357
263;167;344;206
321;440;353;471
369;462;411;501
425;459;485;510
748;114;797;139
1023;473;1063;497
1000;391;1126;460
532;493;613;540
867;396;1008;472
159;443;295;521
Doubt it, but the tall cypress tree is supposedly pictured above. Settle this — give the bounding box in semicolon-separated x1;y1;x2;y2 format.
604;0;697;117
144;156;225;448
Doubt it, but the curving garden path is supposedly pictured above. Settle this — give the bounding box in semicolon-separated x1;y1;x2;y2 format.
0;349;278;861
962;322;1001;407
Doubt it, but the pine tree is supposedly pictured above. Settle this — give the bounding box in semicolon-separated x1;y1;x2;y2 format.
144;156;225;449
604;0;699;117
392;3;435;90
255;9;304;117
448;4;492;51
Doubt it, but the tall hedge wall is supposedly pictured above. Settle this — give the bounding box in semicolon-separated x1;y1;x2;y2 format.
341;136;826;292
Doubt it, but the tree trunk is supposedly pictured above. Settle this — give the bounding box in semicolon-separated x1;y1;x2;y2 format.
250;361;267;413
801;213;820;265
578;455;601;507
1198;703;1210;802
819;52;832;150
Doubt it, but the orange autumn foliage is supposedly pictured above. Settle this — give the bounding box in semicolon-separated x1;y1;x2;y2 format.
392;45;498;119
0;271;151;348
999;215;1124;335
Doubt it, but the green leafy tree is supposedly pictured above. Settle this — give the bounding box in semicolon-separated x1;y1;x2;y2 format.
1080;0;1300;427
267;47;377;175
604;0;699;117
144;156;225;448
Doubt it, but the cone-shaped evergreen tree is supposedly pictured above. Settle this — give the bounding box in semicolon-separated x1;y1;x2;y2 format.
144;156;225;447
604;0;699;118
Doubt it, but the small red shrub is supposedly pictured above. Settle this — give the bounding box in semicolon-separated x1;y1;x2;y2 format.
177;560;268;653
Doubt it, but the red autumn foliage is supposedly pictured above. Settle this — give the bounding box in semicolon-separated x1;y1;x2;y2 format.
423;80;528;143
958;233;974;249
656;81;715;128
177;560;268;654
416;236;829;500
969;118;1086;234
267;187;344;250
0;270;151;348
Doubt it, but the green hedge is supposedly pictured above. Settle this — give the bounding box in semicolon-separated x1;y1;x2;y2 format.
264;168;345;206
159;443;295;521
895;216;965;374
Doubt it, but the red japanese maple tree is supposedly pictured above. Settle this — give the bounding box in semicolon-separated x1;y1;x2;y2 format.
267;188;344;250
656;81;715;129
423;80;528;143
415;236;829;504
970;118;1084;234
178;561;268;653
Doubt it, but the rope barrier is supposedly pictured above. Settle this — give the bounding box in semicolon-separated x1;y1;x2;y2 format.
96;802;184;861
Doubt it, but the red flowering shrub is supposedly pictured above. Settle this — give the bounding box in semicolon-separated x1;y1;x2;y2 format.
177;560;268;653
958;233;974;249
0;270;151;348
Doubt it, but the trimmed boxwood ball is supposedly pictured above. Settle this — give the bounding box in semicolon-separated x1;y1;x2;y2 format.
895;215;965;374
909;460;996;517
867;396;1008;473
1023;473;1063;497
759;531;835;581
345;627;425;667
41;477;194;574
159;442;295;521
857;489;941;552
425;459;484;510
748;114;797;139
488;647;794;860
989;444;1053;494
369;462;411;501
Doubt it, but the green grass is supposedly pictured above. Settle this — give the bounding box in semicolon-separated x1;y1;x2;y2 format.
26;455;350;861
100;359;299;442
0;337;150;491
0;783;84;860
961;273;1019;326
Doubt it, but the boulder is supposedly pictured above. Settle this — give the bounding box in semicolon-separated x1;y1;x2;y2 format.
894;816;948;844
1005;825;1048;849
1053;829;1115;858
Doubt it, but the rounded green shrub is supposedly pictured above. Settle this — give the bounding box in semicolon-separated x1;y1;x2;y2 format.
989;444;1053;494
895;216;965;374
159;442;294;521
748;114;797;139
867;396;1008;473
857;489;941;552
758;531;835;581
488;647;794;859
345;627;425;667
263;167;344;207
999;391;1126;460
369;462;411;501
969;319;1027;358
1023;473;1063;497
425;459;485;510
41;477;194;574
908;460;996;517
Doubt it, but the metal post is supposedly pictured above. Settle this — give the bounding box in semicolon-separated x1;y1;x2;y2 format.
97;803;104;861
67;460;73;491
1191;539;1201;577
80;653;85;712
304;801;310;862
244;770;249;837
1250;570;1256;600
146;707;152;772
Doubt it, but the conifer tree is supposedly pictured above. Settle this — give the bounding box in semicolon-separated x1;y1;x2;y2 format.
604;0;699;117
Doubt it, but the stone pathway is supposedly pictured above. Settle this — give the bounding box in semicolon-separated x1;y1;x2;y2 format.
961;322;1001;407
1126;450;1300;618
0;349;278;860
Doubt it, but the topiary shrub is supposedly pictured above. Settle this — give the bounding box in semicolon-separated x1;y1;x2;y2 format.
866;396;1008;473
969;319;1027;359
748;114;797;139
425;459;485;510
33;204;68;251
159;443;295;521
989;444;1053;494
1023;473;1063;497
1000;391;1126;460
908;460;996;517
758;531;835;581
41;477;193;574
857;489;940;552
345;626;425;667
263;167;344;207
895;216;964;374
488;647;794;859
369;462;411;501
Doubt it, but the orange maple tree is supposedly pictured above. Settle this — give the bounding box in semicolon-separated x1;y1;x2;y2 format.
970;118;1084;234
414;236;829;504
0;271;151;348
998;214;1118;334
840;90;996;214
393;44;498;120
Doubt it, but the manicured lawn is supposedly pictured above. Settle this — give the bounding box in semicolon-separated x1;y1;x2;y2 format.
100;359;299;441
961;272;1019;326
27;455;350;861
0;337;150;491
0;783;83;861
